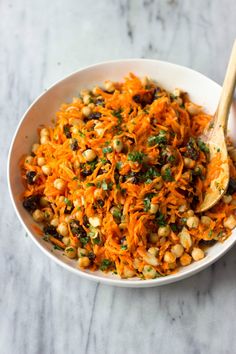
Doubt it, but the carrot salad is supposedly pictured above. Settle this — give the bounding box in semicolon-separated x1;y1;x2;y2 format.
21;74;236;279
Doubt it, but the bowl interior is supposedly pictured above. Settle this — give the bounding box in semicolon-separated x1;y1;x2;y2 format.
8;59;236;287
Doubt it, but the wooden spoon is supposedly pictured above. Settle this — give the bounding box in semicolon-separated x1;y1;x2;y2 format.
196;40;236;213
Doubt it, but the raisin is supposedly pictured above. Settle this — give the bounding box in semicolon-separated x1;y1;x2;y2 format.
23;195;40;212
26;171;37;185
88;112;101;120
43;225;61;240
70;219;87;238
63;124;72;138
227;178;236;195
70;138;78;151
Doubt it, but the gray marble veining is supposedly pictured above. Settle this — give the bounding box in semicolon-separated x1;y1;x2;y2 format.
1;0;236;353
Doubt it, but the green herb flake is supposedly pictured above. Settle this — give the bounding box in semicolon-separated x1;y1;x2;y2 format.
86;183;95;187
121;245;127;250
80;237;89;246
116;161;122;170
143;193;155;212
103;146;113;154
162;167;174;181
112;109;123;124
100;259;112;271
155;212;166;226
64;198;72;207
197;139;209;153
148;130;167;146
78;131;85;138
72;176;79;180
101;180;113;191
128;151;146;163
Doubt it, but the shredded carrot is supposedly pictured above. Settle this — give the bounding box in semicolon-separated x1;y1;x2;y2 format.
20;74;236;279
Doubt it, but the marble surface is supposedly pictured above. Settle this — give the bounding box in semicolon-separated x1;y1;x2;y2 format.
1;0;236;353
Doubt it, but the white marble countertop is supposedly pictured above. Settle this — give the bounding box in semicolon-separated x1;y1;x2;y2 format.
1;1;236;353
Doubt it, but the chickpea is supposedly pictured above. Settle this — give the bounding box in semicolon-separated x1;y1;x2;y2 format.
142;265;157;279
32;143;40;154
113;138;123;153
57;222;69;237
179;227;192;249
65;246;77;259
83;149;97;162
54;178;66;191
104;80;115;93
77;247;88;258
184;158;195;169
178;204;188;213
83;94;91;105
180;253;192;266
158;225;171;237
94;123;104;137
82;106;91;117
143;252;159;266
25;155;34;164
148;247;159;256
62;237;70;246
37;157;45;166
222;195;232;204
32;209;44;223
78;256;90;268
223;215;236;230
149;233;158;243
40;135;50;145
186;210;194;217
42;165;52;176
80;89;90;97
92;86;100;96
88;216;101;227
44;208;53;221
149;203;158;214
201;215;212;226
40;128;49;136
94;188;105;200
51;218;59;227
123;266;135;278
164;251;176;264
39;196;49;207
156;178;163;190
186;216;199;229
88;103;95;109
186;102;202;115
171;244;184;258
191;247;205;261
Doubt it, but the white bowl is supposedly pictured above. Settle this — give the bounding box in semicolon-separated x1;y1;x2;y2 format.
8;59;236;287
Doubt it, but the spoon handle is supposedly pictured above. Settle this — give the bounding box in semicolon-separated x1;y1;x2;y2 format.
216;39;236;133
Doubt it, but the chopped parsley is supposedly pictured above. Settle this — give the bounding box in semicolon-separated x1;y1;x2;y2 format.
100;259;113;271
128;151;146;163
143;193;155;212
101;180;113;191
162;167;174;181
121;245;128;250
80;236;90;246
102;146;113;154
155;212;166;226
197;139;209;153
78;131;85;138
112;109;123;124
64;198;72;207
147;130;167;146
